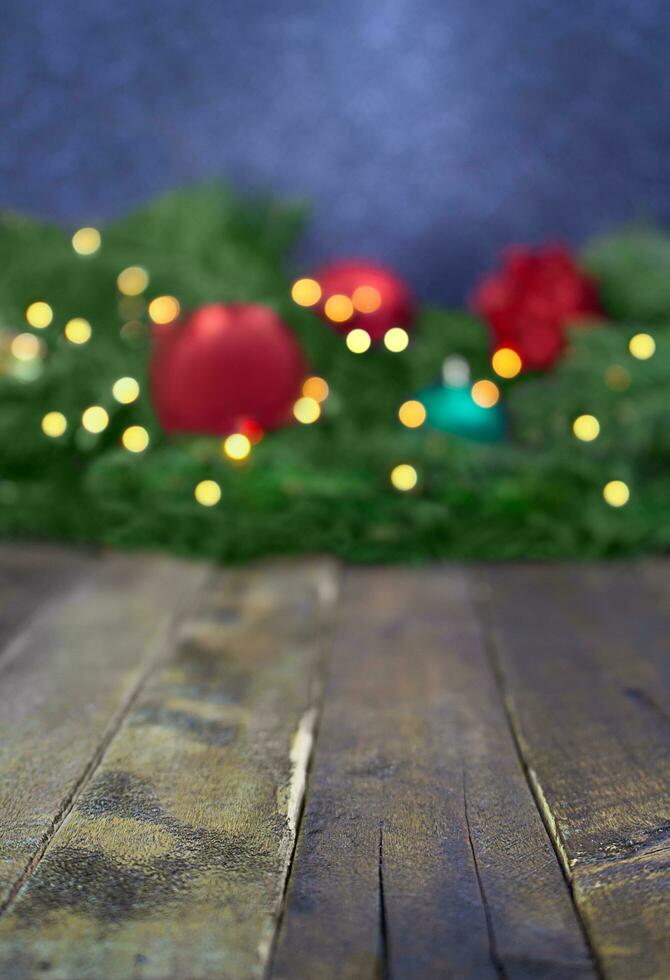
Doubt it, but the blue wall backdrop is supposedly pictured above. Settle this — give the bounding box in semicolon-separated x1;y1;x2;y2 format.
1;0;668;302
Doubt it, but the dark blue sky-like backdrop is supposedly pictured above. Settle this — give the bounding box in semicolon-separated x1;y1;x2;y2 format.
2;0;669;302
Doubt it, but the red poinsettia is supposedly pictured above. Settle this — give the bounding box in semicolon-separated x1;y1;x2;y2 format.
473;245;603;370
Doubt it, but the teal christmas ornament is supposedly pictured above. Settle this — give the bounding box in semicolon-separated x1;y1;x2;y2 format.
416;357;506;442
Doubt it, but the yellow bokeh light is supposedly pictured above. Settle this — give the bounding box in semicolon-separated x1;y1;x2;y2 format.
81;405;109;434
471;379;500;408
117;266;150;297
122;425;149;453
604;364;630;391
573;414;600;442
352;285;381;313
148;295;180;324
293;396;321;424
345;328;371;353
324;294;354;323
64;317;92;345
384;327;409;352
41;411;67;438
11;333;41;361
302;376;329;402
390;463;418;492
291;278;322;307
628;333;655;360
71;227;101;256
25;301;53;329
112;376;140;404
603;480;630;507
492;347;522;379
398;400;426;428
223;433;252;460
194;479;221;506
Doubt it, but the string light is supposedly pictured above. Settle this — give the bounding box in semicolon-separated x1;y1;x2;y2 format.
122;425;149;453
603;480;630;507
291;278;321;307
71;227;101;256
398;400;426;428
351;285;381;313
194;480;221;506
384;327;409;352
324;294;354;323
346;328;371;353
117;266;149;296
573;414;600;442
41;412;67;437
112;376;140;403
604;365;630;391
492;348;522;379
25;302;53;329
64;318;92;345
390;464;418;491
81;406;109;433
628;333;655;360
223;433;251;460
471;380;500;408
293;396;321;424
148;296;180;324
11;333;40;361
302;376;329;402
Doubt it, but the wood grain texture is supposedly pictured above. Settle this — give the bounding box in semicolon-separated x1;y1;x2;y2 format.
0;558;337;980
477;561;670;980
0;552;208;913
272;567;593;980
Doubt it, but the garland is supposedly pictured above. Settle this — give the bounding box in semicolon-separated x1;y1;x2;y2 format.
0;183;668;562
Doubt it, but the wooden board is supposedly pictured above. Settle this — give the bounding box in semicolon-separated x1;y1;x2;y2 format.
477;562;670;980
0;558;337;980
271;567;594;979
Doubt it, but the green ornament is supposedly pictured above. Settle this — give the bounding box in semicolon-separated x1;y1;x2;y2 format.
417;357;506;443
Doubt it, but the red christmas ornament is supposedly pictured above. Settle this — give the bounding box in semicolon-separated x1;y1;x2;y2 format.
472;245;603;371
151;303;306;435
308;260;413;341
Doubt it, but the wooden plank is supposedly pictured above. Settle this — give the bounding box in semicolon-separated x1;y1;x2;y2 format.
478;561;670;980
271;567;594;979
0;551;208;914
0;558;337;980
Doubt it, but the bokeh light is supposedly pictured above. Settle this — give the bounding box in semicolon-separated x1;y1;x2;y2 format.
223;433;252;459
148;295;180;324
64;318;92;345
112;376;140;404
194;480;221;506
291;278;322;307
398;400;426;428
352;285;381;313
384;327;409;352
25;302;53;329
81;405;109;433
122;425;149;453
71;227;101;256
324;294;354;323
492;347;522;379
293;396;321;424
603;480;630;507
41;411;67;438
471;379;500;408
345;328;371;353
390;464;418;491
302;376;329;402
11;333;41;361
117;266;150;296
573;414;600;441
628;333;655;360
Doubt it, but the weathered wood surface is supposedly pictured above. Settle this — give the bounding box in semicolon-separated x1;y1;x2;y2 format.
477;562;670;980
0;557;337;980
271;567;594;979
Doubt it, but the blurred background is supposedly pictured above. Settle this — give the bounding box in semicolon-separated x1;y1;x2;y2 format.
2;0;668;303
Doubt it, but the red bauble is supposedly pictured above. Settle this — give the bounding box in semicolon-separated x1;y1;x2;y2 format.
151;303;306;435
310;260;413;341
472;245;603;371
